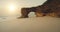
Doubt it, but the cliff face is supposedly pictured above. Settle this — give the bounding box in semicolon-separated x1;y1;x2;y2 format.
36;0;60;17
19;0;60;18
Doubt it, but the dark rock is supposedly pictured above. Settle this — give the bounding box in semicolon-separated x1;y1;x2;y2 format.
19;0;60;18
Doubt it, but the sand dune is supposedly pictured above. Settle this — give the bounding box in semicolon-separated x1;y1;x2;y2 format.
0;16;60;32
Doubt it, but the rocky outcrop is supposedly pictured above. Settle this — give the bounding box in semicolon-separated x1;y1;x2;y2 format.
19;0;60;18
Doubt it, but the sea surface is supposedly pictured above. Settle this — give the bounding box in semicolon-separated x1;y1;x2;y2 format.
0;16;60;32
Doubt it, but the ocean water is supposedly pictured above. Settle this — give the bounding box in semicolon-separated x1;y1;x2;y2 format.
0;16;60;32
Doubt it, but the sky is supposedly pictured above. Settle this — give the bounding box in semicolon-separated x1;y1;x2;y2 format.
0;0;46;17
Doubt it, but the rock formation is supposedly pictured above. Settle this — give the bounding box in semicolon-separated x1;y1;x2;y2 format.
19;0;60;18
